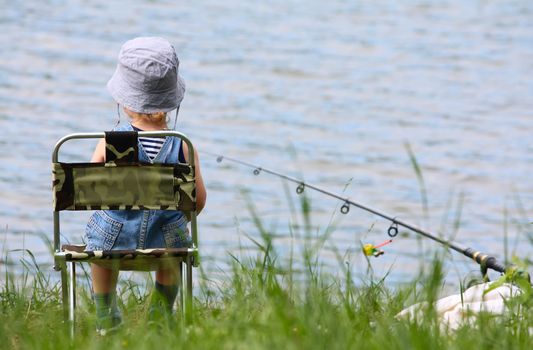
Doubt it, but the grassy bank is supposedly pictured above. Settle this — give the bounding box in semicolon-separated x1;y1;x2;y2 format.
2;186;532;349
1;223;532;350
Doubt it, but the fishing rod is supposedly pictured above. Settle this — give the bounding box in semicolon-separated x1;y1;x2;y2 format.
202;150;518;278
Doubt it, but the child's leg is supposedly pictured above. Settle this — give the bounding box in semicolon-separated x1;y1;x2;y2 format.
91;263;121;330
92;263;119;293
149;266;180;320
156;265;180;286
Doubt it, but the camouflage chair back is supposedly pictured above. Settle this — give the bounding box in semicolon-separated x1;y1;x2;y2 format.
52;130;198;334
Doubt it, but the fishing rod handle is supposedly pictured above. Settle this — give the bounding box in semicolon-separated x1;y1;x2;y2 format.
483;257;507;274
464;248;506;274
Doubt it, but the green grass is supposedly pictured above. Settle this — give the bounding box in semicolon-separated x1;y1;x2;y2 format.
2;141;532;349
1;199;532;350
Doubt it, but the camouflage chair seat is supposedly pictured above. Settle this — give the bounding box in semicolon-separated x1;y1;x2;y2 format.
61;244;192;271
52;131;199;335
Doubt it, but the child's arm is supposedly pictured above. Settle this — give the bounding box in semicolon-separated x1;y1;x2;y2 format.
182;142;207;213
91;139;106;162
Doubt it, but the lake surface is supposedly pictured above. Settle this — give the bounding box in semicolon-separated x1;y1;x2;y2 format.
1;0;532;284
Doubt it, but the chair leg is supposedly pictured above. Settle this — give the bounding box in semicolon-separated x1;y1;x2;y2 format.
68;262;76;337
185;255;193;325
177;261;184;316
59;259;69;323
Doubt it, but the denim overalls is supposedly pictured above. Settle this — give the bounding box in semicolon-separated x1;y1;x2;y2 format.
85;123;192;251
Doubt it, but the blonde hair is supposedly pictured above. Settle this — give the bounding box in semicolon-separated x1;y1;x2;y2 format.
124;108;168;124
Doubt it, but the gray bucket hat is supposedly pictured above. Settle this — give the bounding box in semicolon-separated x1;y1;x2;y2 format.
107;37;185;114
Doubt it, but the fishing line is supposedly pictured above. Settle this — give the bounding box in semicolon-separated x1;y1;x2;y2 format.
201;150;521;278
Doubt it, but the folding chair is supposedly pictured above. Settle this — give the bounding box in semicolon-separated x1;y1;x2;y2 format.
52;130;199;335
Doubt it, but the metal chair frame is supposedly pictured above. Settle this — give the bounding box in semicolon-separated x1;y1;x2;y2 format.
52;131;198;336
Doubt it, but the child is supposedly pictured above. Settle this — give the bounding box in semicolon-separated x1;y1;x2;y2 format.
85;36;207;333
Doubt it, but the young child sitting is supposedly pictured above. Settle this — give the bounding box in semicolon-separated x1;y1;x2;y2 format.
85;36;206;333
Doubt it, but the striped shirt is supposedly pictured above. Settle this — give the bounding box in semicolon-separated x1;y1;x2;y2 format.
132;125;186;162
132;125;165;160
139;135;165;160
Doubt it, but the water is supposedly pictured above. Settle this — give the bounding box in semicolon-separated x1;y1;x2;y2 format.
1;0;532;284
